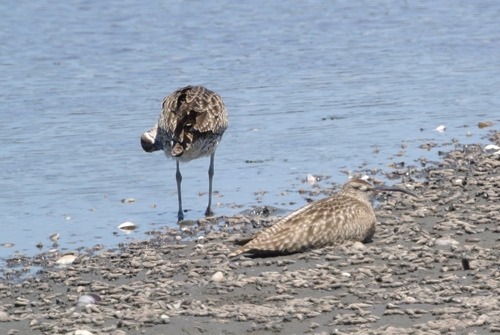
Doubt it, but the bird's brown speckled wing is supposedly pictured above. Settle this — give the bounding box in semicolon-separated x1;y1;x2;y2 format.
158;86;228;156
230;194;376;256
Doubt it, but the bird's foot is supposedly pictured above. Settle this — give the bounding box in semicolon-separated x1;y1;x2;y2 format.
177;210;184;221
205;206;214;217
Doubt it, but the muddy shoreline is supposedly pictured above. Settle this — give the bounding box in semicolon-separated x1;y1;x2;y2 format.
1;133;500;335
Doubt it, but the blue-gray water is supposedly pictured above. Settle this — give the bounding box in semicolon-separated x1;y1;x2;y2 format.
1;0;499;270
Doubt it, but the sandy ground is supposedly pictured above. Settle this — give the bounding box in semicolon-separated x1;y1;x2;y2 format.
1;132;500;335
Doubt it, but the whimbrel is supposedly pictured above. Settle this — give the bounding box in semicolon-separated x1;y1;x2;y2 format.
141;86;228;220
229;179;416;257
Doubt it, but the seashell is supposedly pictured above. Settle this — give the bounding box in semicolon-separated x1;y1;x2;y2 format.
49;233;60;241
118;222;136;231
56;254;76;266
77;294;102;306
75;330;94;335
435;125;446;133
306;174;316;185
484;144;500;150
211;271;224;282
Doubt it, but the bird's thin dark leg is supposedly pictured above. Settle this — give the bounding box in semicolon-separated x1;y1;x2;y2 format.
176;160;184;220
205;153;215;216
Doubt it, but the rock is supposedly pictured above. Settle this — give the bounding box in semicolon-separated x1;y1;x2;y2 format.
478;121;494;128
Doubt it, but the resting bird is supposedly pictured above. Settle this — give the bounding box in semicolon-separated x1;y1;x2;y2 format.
141;86;228;220
229;179;416;257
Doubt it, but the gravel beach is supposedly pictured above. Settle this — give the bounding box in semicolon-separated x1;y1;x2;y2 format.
1;132;500;335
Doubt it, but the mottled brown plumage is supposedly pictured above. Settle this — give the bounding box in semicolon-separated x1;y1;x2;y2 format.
229;179;416;257
141;86;228;220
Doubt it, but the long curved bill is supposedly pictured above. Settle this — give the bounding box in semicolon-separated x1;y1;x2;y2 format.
373;185;417;197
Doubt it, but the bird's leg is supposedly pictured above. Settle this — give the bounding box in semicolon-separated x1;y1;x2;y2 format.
205;153;215;216
176;160;184;221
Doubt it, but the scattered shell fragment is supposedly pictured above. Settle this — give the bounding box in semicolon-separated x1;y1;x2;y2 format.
56;254;77;266
118;222;136;232
435;236;459;246
1;243;14;248
484;144;500;150
211;271;224;282
121;198;136;203
75;330;94;335
77;294;102;306
306;174;316;185
435;125;446;133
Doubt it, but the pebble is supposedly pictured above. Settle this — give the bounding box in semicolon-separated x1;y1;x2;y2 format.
478;121;494;128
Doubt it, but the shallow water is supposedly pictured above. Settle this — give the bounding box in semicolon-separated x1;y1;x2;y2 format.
1;0;499;271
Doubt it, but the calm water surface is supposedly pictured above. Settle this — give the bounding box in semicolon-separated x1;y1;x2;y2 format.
1;0;499;271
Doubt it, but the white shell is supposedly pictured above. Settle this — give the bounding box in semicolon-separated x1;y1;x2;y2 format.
435;125;446;133
117;222;136;231
484;144;500;150
56;254;76;265
211;271;224;282
77;294;101;306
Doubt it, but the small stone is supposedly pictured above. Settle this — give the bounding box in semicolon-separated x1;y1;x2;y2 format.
478;121;494;128
160;314;170;324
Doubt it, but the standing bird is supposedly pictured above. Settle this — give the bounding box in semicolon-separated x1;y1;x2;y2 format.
141;86;228;220
229;179;416;257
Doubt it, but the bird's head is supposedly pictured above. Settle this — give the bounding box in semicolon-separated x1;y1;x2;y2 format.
340;179;417;200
